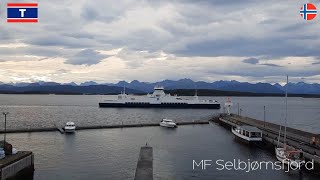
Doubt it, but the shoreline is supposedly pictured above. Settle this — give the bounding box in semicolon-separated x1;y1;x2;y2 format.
0;92;319;98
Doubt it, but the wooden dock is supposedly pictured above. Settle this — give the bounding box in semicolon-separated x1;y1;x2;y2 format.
0;121;209;134
214;114;320;165
134;146;153;180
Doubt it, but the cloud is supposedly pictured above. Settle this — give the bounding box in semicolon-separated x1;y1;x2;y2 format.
243;58;259;64
65;49;109;65
24;34;101;49
0;0;319;83
260;63;283;67
312;59;320;65
115;48;170;68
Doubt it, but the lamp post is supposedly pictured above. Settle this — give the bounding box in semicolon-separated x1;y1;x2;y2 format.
2;112;9;149
263;106;266;128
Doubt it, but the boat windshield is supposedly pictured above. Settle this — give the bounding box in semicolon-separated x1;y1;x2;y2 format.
162;119;173;122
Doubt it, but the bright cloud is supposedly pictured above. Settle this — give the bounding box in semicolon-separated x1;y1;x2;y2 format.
0;0;319;84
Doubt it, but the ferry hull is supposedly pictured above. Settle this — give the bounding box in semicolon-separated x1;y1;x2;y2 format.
99;103;220;109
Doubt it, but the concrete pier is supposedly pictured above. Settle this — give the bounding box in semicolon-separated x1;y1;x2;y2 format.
134;146;153;180
0;121;209;134
214;114;320;166
0;151;34;180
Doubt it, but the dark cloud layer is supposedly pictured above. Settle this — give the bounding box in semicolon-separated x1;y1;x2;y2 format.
243;58;259;64
65;49;109;65
261;63;282;67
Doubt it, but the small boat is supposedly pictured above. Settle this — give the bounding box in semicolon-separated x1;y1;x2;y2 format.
232;125;262;143
275;148;304;167
64;121;76;133
160;119;177;128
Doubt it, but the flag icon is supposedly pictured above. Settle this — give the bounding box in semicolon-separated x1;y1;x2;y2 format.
7;3;38;23
300;3;317;20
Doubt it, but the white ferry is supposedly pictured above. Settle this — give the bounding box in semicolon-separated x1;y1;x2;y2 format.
99;86;220;109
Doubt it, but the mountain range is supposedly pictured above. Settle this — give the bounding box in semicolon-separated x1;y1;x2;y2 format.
0;83;142;95
107;79;320;95
0;79;319;95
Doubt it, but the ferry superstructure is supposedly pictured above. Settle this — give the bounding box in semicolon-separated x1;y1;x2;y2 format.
99;86;220;109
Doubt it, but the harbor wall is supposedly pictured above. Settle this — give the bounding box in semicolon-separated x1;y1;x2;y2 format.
0;121;209;134
134;146;153;180
214;114;320;170
0;152;34;180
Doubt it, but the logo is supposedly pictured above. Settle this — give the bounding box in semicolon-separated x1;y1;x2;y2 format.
300;3;317;20
7;3;38;23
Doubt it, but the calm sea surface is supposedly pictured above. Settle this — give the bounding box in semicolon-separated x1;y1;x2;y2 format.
0;95;319;180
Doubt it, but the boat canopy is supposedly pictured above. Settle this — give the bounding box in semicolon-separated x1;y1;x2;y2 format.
66;122;75;126
162;119;173;122
234;125;262;138
237;125;261;133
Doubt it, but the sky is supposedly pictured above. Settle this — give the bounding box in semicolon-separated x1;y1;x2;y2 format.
0;0;320;84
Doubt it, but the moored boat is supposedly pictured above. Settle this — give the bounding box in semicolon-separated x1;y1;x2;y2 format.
160;119;177;128
275;76;305;168
275;147;304;167
232;125;262;143
64;122;76;133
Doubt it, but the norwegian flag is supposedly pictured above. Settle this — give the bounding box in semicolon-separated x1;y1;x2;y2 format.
300;3;317;20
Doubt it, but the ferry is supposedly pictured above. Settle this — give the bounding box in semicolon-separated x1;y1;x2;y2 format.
99;86;220;109
232;125;262;143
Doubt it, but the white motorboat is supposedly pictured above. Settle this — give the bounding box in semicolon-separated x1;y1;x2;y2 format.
232;125;262;143
64;121;76;133
275;76;305;167
160;119;177;128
